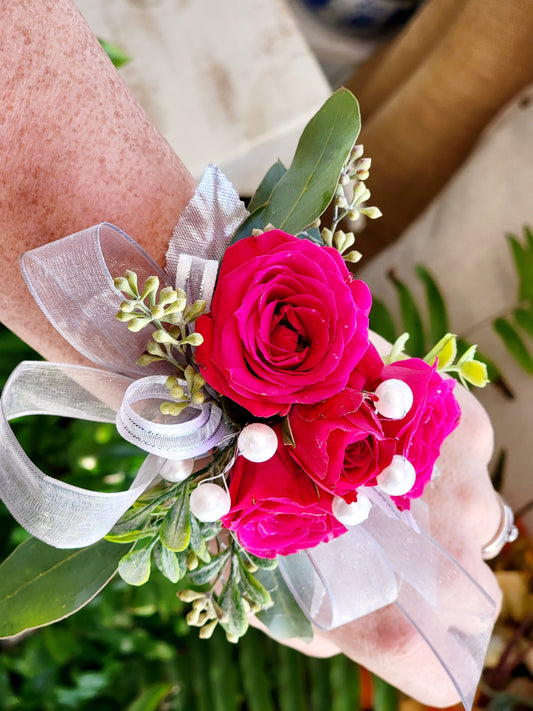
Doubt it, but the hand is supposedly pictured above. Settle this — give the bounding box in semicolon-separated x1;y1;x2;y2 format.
254;333;502;707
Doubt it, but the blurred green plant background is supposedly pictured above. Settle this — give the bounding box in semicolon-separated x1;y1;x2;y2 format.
0;325;396;711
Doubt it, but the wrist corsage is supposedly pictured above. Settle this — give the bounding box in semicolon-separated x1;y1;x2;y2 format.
0;89;494;709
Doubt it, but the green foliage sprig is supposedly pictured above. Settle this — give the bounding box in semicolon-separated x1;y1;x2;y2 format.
370;265;497;390
107;461;275;643
114;270;208;413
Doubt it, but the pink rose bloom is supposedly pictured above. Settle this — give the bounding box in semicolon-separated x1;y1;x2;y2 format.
289;389;395;500
222;427;346;558
195;230;371;417
373;358;461;509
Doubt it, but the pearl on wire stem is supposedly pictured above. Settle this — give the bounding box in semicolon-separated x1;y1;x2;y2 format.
190;483;231;522
374;379;413;420
237;423;278;463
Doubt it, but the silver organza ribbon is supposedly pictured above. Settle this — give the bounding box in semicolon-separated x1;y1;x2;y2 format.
278;490;497;709
0;165;495;709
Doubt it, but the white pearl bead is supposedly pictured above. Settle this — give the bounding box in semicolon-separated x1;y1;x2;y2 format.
374;379;414;420
332;494;372;527
189;483;231;522
160;458;195;483
377;455;416;496
238;423;278;463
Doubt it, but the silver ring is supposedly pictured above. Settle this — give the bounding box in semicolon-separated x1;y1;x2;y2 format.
481;493;519;560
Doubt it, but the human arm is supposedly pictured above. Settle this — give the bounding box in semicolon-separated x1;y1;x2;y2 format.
0;0;195;362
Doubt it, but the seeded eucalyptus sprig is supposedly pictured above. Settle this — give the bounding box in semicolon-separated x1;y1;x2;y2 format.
318;144;382;265
114;270;206;371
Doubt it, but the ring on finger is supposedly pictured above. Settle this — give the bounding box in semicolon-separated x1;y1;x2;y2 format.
481;493;519;560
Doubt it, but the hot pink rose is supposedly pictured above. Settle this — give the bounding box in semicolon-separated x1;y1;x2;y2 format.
288;389;395;500
195;230;371;417
221;428;346;558
373;359;461;508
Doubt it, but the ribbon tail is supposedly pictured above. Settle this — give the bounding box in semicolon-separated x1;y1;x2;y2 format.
279;496;497;710
166;164;249;308
0;362;162;548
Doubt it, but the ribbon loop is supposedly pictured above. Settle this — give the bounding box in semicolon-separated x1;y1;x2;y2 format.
21;223;170;378
116;375;232;460
0;362;162;548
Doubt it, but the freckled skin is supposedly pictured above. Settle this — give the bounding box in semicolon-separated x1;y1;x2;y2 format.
0;0;195;363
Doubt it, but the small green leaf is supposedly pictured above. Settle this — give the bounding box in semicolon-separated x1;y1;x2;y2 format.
248;160;287;214
160;484;191;551
457;343;478;364
189;514;211;563
388;271;425;357
369;299;397;344
244;552;279;571
153;542;184;583
282;416;296;447
255;567;313;642
493;317;533;373
118;539;156;586
200;519;222;540
0;537;124;638
98;38;131;68
424;333;457;369
386;332;410;364
238;559;272;607
189;549;231;586
104;527;159;544
262;89;361;234
415;264;449;342
460;359;489;387
219;578;249;639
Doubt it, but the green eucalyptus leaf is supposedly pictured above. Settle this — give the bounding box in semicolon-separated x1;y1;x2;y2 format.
218;578;249;638
248;160;287;214
369;298;397;344
297;227;323;244
0;537;124;638
388;271;425;357
118;539;156;586
189;549;231;585
160;484;191;551
255;567;313;642
153;542;184;583
415;264;449;342
493;317;533;373
261;89;361;234
231;208;267;244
